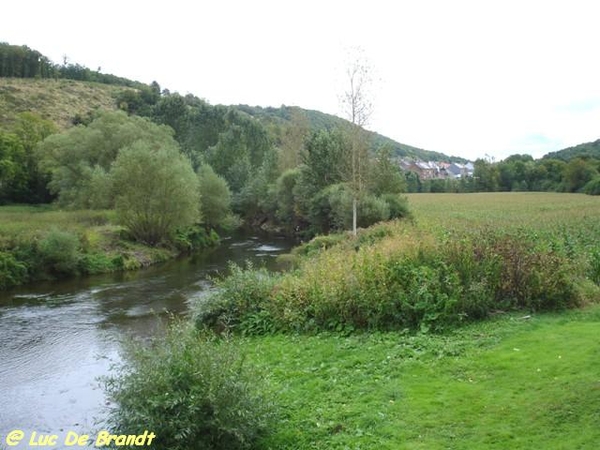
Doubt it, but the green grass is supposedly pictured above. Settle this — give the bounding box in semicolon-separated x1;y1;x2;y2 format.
226;193;600;448
243;305;600;449
0;205;176;287
406;192;600;232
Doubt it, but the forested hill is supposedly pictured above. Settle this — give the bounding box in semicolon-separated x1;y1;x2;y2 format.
543;139;600;161
236;104;464;162
0;42;457;162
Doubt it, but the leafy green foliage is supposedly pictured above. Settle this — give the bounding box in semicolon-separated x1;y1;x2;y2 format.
197;164;234;228
271;168;303;232
563;157;598;192
39;229;81;275
380;193;410;219
10;112;58;203
37;111;176;208
583;176;600;195
112;140;200;245
104;321;274;450
194;262;278;334
0;250;28;288
173;225;220;252
370;145;407;195
196;208;594;334
0;131;26;203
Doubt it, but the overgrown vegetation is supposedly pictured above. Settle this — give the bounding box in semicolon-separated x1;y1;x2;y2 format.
103;321;274;450
106;193;600;449
195;193;600;334
0;206;218;288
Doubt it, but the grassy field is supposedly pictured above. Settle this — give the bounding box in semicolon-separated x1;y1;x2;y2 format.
101;192;600;449
246;306;600;449
243;192;600;449
0;77;126;129
407;192;600;231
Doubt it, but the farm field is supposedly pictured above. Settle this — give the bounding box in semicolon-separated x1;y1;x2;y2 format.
406;192;600;231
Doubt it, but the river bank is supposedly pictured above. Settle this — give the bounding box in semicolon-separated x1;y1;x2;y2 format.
0;206;223;290
0;232;295;447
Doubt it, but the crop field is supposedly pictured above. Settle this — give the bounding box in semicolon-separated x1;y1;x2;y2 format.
406;192;600;231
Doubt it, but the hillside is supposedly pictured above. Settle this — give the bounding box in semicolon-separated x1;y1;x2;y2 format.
236;104;464;162
0;77;127;129
543;139;600;161
0;77;459;162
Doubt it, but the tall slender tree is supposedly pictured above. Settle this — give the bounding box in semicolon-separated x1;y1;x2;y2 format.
340;50;373;236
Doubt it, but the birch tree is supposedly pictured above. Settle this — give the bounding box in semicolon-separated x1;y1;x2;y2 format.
341;51;373;236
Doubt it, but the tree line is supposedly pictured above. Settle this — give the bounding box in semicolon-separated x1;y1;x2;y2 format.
403;155;600;195
0;42;147;88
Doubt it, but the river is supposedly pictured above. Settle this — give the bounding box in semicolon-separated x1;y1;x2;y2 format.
0;233;295;448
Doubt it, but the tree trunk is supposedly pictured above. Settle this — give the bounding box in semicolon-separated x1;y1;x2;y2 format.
352;195;357;236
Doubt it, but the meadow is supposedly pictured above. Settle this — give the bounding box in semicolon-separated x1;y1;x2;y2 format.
106;192;600;449
245;193;600;449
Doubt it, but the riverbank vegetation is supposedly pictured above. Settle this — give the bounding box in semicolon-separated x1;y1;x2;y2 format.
0;205;219;289
104;193;600;449
195;193;600;335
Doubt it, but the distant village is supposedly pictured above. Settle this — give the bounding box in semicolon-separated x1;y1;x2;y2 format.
398;159;475;180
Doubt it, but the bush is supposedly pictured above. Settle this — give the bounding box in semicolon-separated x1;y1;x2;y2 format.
112;140;200;245
292;234;346;257
193;262;278;334
104;321;274;450
380;193;410;219
0;251;28;289
197;164;234;228
583;176;600;195
174;225;220;252
79;253;123;275
356;194;390;228
309;185;392;234
38;229;80;275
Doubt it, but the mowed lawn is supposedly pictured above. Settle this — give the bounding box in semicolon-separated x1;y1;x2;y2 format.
246;306;600;449
246;193;600;449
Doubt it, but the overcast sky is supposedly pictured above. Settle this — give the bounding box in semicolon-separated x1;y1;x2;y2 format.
4;0;600;160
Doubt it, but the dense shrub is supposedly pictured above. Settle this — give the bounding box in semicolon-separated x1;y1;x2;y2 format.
174;225;220;252
196;224;585;334
104;322;274;450
78;253;124;275
194;262;279;334
589;247;600;285
0;251;28;288
583;176;600;195
38;229;81;275
380;193;410;219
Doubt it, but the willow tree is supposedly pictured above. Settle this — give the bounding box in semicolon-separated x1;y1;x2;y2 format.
340;52;373;236
112;141;200;245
